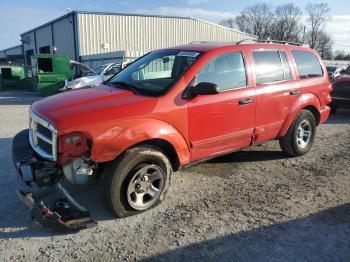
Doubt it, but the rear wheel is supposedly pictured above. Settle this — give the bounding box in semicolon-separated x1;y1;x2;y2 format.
279;110;316;157
103;146;172;217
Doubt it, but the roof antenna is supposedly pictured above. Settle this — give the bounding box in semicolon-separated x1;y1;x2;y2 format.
67;7;71;14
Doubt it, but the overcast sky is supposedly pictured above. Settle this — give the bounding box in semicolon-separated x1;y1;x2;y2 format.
0;0;349;52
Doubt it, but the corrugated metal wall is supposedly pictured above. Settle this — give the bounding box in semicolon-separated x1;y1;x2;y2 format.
52;15;76;59
77;13;255;57
21;14;76;64
35;25;52;51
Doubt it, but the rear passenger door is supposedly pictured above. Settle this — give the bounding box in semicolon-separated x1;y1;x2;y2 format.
252;49;300;144
188;51;256;161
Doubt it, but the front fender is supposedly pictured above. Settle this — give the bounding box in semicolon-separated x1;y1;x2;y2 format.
90;118;190;165
279;93;321;137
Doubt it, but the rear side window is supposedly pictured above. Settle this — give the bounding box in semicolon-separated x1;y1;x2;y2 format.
292;51;323;78
197;52;247;91
253;51;292;85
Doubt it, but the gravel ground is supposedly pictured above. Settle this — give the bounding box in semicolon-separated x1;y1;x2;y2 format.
0;91;349;262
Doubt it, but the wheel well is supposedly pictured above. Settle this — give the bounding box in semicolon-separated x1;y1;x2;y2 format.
303;106;320;125
133;139;180;171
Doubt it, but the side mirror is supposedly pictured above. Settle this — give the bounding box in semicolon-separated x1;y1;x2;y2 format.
184;82;219;99
340;69;349;75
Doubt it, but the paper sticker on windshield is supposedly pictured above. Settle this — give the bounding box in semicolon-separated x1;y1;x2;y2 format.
177;52;200;58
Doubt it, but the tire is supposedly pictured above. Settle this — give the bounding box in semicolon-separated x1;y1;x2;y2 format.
103;146;172;218
279;110;316;157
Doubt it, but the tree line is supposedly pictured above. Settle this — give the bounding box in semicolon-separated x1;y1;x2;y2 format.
220;2;348;60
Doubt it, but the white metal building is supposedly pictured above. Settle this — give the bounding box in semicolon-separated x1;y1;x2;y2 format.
21;11;256;67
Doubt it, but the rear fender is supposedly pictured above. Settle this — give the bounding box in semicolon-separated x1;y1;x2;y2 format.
90;119;190;165
279;93;321;137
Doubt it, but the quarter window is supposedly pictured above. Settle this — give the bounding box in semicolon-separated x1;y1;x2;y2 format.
292;51;323;78
196;52;247;91
253;51;292;85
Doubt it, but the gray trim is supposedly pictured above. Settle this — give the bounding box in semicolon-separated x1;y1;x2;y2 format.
33;31;37;54
50;23;55;52
72;12;78;61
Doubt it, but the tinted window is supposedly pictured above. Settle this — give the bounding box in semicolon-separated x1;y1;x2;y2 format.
253;51;292;84
197;52;247;91
292;51;323;78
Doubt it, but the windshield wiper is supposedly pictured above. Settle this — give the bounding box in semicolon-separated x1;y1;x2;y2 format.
109;81;140;94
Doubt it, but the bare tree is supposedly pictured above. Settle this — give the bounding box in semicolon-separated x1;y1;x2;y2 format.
305;2;331;48
316;31;333;59
234;3;275;39
219;18;235;29
334;50;350;60
272;3;302;42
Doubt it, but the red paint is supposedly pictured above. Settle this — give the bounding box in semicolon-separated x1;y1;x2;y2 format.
31;43;331;167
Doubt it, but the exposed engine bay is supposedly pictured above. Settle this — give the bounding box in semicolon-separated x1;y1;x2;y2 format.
12;129;96;230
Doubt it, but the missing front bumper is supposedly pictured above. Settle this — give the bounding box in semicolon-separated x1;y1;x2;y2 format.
12;129;96;231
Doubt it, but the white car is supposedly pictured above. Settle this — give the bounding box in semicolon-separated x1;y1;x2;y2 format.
61;62;126;91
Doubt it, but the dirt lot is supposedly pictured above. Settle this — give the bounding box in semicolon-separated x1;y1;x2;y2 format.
0;91;349;262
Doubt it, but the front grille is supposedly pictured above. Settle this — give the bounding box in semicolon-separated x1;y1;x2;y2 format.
37;124;53;140
29;108;57;161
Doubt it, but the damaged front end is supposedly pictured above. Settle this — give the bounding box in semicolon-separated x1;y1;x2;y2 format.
12;129;96;231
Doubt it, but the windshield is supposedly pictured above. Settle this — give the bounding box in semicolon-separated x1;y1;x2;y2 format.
94;65;108;75
109;50;201;96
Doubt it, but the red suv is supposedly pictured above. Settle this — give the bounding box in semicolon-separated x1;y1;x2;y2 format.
12;41;331;229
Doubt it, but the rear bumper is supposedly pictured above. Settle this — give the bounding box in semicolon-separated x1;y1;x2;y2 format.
12;129;96;230
319;106;330;125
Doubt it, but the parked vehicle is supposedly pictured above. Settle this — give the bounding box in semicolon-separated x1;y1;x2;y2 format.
330;73;350;113
61;62;126;91
12;41;332;230
326;66;344;80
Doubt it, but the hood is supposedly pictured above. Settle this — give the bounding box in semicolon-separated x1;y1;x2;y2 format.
31;85;157;131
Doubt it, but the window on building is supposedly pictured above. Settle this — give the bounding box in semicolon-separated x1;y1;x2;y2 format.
39;46;51;54
292;51;323;78
196;52;247;91
253;50;292;85
26;49;34;65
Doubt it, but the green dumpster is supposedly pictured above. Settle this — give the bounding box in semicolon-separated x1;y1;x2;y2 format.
0;66;33;91
31;54;73;96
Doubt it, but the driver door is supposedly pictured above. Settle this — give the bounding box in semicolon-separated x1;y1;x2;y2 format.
188;52;256;161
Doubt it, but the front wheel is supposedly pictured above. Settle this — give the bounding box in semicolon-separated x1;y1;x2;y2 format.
103;146;172;218
279;110;316;157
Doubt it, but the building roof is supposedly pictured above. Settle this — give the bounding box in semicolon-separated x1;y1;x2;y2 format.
20;10;256;38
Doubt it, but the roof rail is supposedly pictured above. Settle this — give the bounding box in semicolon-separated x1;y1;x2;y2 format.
236;39;256;45
257;39;302;46
188;41;211;44
236;38;302;46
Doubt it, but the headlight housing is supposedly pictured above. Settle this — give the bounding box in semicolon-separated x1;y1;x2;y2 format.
58;131;92;165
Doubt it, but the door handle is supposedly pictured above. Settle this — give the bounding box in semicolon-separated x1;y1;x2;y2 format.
290;89;300;95
239;98;254;105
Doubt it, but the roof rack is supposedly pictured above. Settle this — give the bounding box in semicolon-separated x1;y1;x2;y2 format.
236;38;302;46
188;39;303;46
